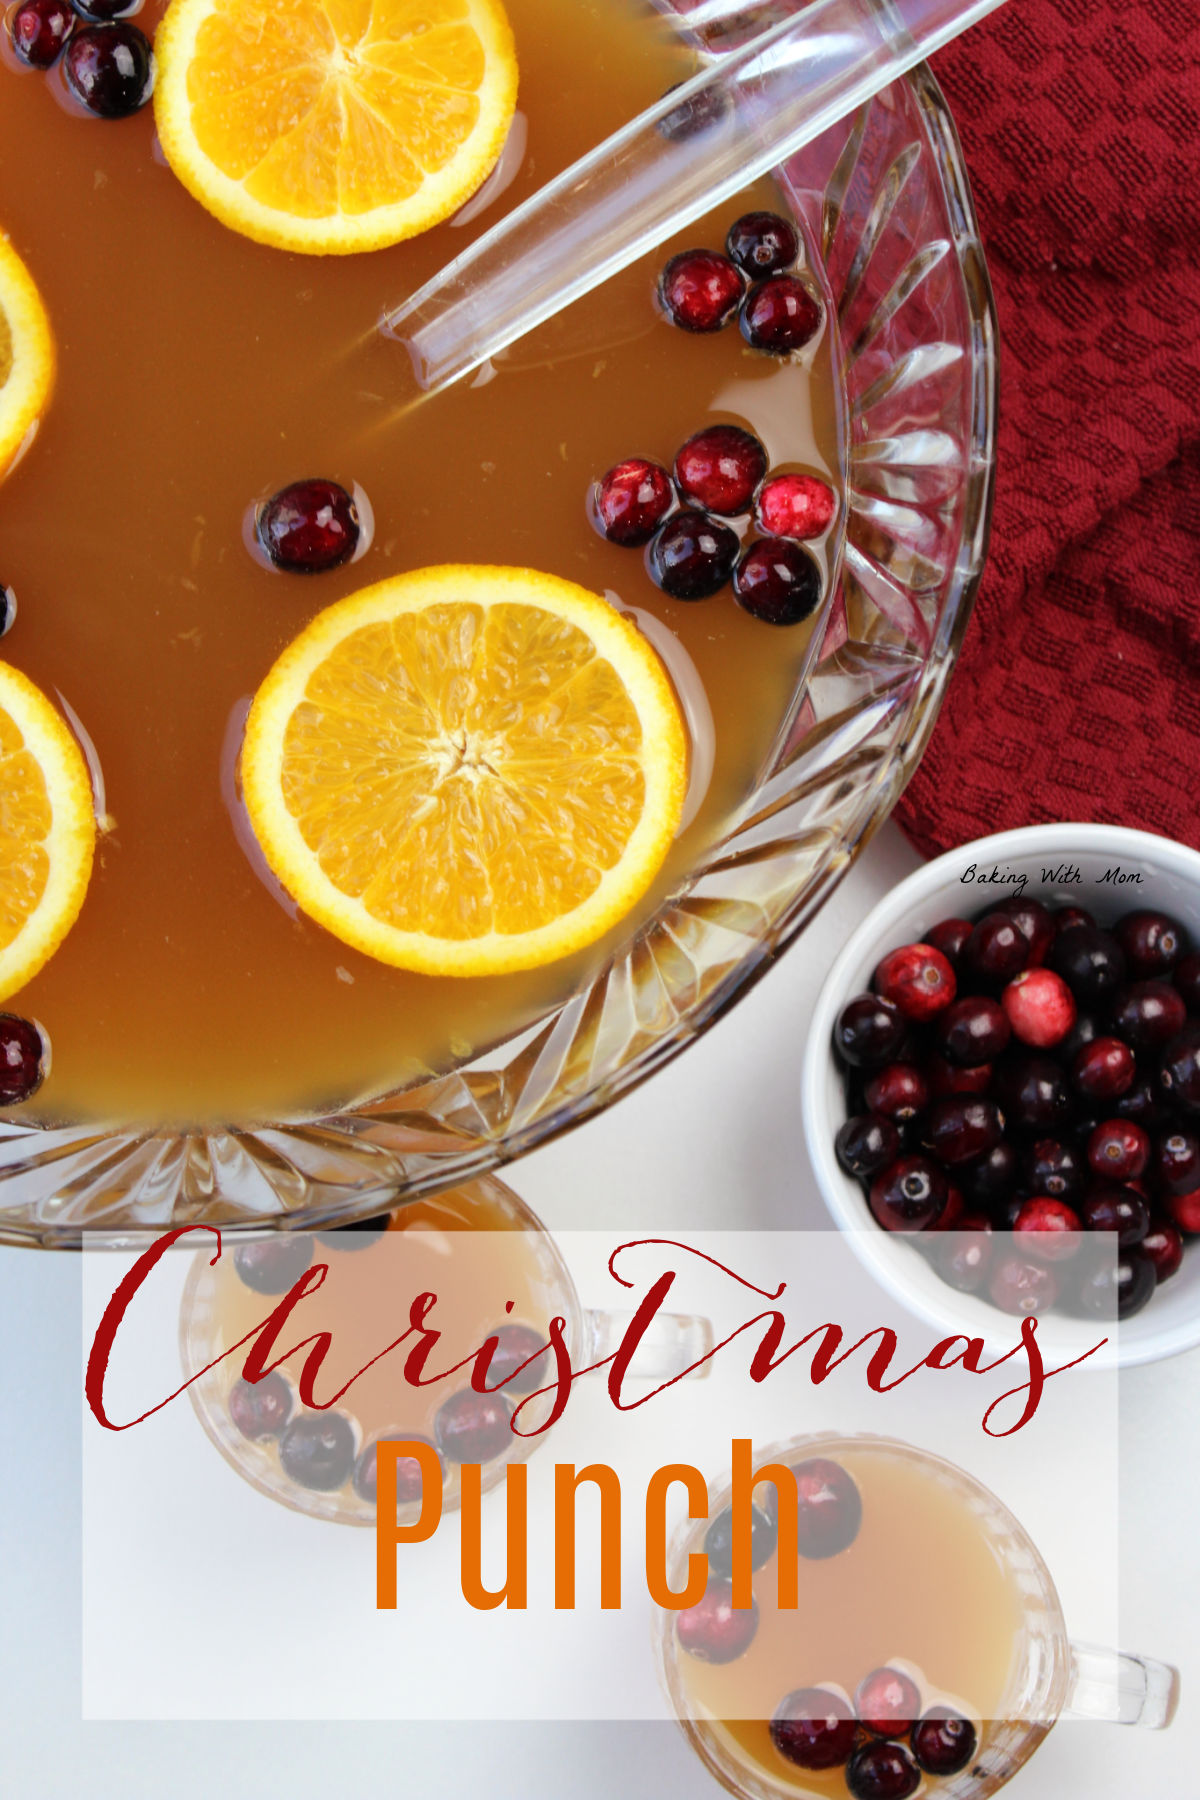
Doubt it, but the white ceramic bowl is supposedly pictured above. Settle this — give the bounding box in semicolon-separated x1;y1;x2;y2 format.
801;823;1200;1367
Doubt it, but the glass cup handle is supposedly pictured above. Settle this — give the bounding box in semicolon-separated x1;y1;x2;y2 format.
582;1308;714;1382
1065;1642;1179;1728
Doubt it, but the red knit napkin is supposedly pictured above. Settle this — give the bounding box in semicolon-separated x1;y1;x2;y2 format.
894;0;1200;857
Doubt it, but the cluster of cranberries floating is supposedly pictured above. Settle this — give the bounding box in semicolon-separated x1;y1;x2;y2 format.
227;1230;547;1499
8;0;153;118
658;210;823;355
255;477;362;574
833;897;1200;1320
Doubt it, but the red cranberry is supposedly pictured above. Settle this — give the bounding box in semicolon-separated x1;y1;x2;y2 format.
1116;909;1188;979
928;1054;993;1097
485;1323;551;1394
1014;1197;1083;1262
937;996;1011;1067
228;1372;293;1440
1047;926;1127;1009
1082;1185;1151;1247
935;1219;994;1291
434;1389;513;1463
836;1113;901;1179
1165;1188;1200;1234
846;1740;920;1800
1074;1247;1156;1319
770;1687;856;1769
989;1254;1060;1314
1072;1036;1135;1103
1060;1011;1101;1063
926;917;972;967
873;942;956;1021
674;425;766;516
10;0;73;66
703;1502;777;1579
1053;906;1095;934
739;276;822;354
0;1014;47;1104
937;1183;966;1229
869;1156;948;1232
647;510;738;599
1112;981;1187;1049
965;912;1029;984
1002;968;1076;1047
854;1666;920;1736
733;538;822;626
657;81;730;142
1155;1128;1200;1195
1142;1221;1184;1282
353;1434;443;1506
233;1235;315;1295
1024;1138;1083;1203
923;1097;1004;1166
1172;952;1200;1013
835;994;907;1068
994;1055;1071;1134
63;21;153;116
1088;1120;1149;1183
755;472;836;540
770;1457;862;1558
279;1410;357;1489
960;1140;1019;1207
1159;1024;1200;1115
995;896;1055;965
676;1583;757;1662
591;458;673;546
257;478;360;574
73;0;137;17
912;1708;978;1776
659;250;743;332
863;1062;928;1124
726;210;800;276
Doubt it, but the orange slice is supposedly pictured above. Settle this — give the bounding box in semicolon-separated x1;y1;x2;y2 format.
0;662;95;1002
153;0;519;254
240;566;688;975
0;235;54;480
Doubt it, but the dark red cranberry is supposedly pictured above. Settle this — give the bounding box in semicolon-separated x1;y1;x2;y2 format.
1060;1012;1101;1064
836;1113;901;1179
485;1323;551;1394
0;585;13;638
434;1389;513;1463
937;996;1011;1067
770;1688;856;1769
771;1456;863;1559
353;1434;442;1506
911;1708;978;1776
726;210;800;276
1172;952;1200;1013
835;994;907;1068
1002;968;1076;1047
63;21;153;115
1087;1120;1149;1183
1053;906;1095;934
926;917;972;967
1155;1128;1200;1196
228;1372;293;1441
928;1054;993;1097
739;275;822;353
1047;925;1127;1009
937;1182;966;1229
923;1097;1004;1166
703;1502;777;1579
1115;1078;1170;1131
676;1583;758;1662
1142;1220;1184;1282
0;1014;47;1103
1024;1137;1083;1203
657;81;730;142
994;1055;1071;1134
1072;1035;1135;1103
989;1254;1060;1314
1116;909;1188;979
233;1234;315;1294
935;1219;994;1291
1082;1184;1150;1246
873;942;956;1021
1076;1249;1156;1319
1159;1024;1200;1115
674;425;766;515
995;896;1055;965
869;1156;947;1232
755;471;836;540
72;0;137;17
1112;981;1187;1049
863;1062;928;1124
733;538;822;626
846;1740;920;1800
10;0;73;66
854;1666;920;1736
278;1410;357;1489
591;458;673;546
1167;1188;1200;1234
647;510;739;599
257;478;360;574
1014;1197;1082;1261
965;912;1029;984
960;1140;1019;1207
659;250;744;332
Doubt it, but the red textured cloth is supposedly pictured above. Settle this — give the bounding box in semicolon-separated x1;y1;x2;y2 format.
895;0;1200;856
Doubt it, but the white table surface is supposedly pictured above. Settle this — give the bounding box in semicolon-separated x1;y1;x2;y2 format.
2;822;1197;1797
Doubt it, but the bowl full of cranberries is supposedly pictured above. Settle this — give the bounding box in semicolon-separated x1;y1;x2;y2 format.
801;824;1200;1366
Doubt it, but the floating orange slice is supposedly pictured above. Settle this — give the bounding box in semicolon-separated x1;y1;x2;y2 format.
153;0;519;253
241;566;688;975
0;235;54;480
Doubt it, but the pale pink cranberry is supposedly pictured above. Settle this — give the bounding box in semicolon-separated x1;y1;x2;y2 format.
755;472;836;540
1002;967;1077;1047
